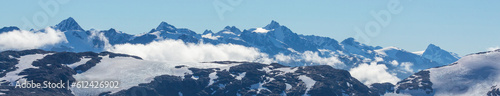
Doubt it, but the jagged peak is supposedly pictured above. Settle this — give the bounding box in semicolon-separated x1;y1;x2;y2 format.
106;28;120;33
264;20;281;29
426;44;442;50
218;26;241;35
203;30;213;35
423;44;445;54
422;43;461;64
55;17;84;31
341;37;360;45
224;26;232;29
156;21;177;31
0;26;20;33
108;28;116;32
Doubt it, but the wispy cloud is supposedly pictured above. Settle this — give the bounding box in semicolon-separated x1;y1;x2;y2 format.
349;62;400;85
487;46;500;51
0;28;67;51
274;51;344;68
108;39;271;63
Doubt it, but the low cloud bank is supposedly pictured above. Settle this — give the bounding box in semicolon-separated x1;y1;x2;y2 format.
108;40;270;63
0;28;66;51
349;62;400;85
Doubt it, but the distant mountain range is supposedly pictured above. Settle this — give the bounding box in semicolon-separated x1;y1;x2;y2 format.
1;17;499;96
0;17;461;80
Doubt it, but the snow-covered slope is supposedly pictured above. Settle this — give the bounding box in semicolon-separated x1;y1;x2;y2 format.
394;49;500;96
0;50;381;96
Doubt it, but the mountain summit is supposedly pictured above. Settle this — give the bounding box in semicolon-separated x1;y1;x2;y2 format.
155;21;177;32
54;17;84;31
422;44;460;65
264;20;281;29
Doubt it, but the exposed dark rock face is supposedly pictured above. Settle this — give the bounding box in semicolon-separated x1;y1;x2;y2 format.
370;83;395;95
488;86;500;96
105;62;377;96
395;70;433;94
0;49;52;78
0;26;20;33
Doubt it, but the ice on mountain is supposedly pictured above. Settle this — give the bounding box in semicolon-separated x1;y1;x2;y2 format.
299;75;316;95
0;54;49;85
66;58;91;69
428;50;500;95
285;83;292;90
208;71;218;86
235;72;246;80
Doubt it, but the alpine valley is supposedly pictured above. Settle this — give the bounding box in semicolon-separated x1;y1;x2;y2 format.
1;17;497;96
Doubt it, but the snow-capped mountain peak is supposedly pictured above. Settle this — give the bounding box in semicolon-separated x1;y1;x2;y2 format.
54;17;84;32
155;21;177;31
422;44;460;65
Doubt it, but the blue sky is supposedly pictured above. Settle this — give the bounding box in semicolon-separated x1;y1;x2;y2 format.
1;0;499;55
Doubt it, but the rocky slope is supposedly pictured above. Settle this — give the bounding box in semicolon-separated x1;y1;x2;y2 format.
0;50;385;96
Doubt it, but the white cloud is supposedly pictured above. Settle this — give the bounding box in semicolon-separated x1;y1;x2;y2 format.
253;28;270;33
390;60;399;66
400;62;414;72
487;46;500;51
374;57;384;62
108;39;271;63
0;28;67;51
274;51;344;68
90;31;112;49
349;62;400;85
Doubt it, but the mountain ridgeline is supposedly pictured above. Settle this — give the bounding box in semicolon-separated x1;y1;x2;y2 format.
2;17;499;96
1;17;460;82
